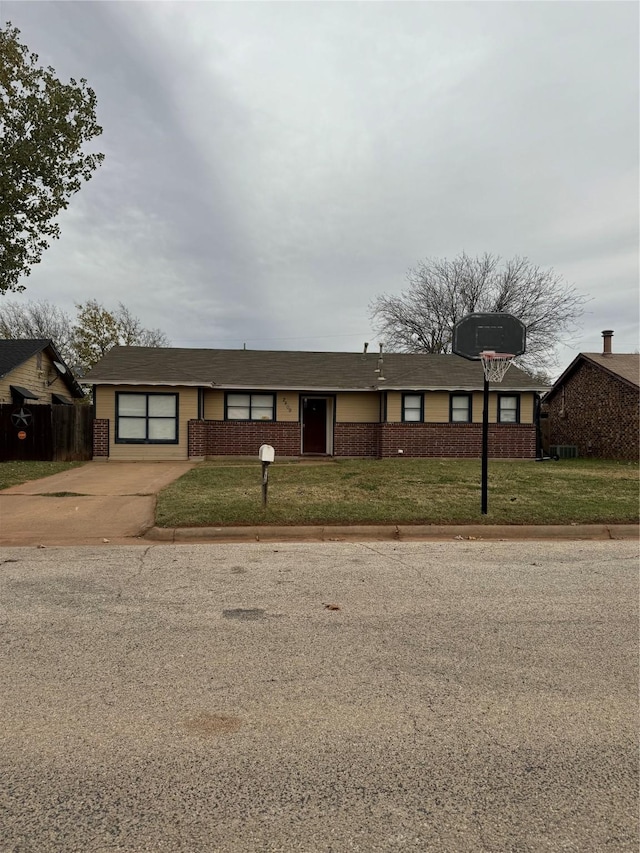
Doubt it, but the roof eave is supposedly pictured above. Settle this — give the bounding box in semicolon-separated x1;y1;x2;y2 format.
0;339;50;380
88;379;216;387
544;352;639;401
88;380;547;392
581;354;640;389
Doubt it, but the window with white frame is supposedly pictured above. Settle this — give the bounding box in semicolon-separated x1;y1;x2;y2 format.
116;393;178;443
450;393;472;423
498;394;520;423
225;393;275;421
402;393;423;422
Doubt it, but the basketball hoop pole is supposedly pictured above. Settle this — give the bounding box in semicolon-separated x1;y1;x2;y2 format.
481;375;489;515
479;353;515;513
480;355;512;514
452;313;525;516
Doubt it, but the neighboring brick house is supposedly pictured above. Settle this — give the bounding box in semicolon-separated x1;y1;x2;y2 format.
83;345;548;462
544;331;639;461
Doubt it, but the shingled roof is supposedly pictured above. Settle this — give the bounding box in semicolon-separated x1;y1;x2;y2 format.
0;339;84;398
545;352;640;402
0;339;51;378
84;346;548;392
580;353;640;387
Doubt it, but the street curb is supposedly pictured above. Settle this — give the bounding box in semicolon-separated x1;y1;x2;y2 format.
145;524;639;544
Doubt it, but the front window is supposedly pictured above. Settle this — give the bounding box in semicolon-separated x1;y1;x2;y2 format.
226;393;275;421
402;393;423;422
116;393;178;443
450;393;472;423
498;394;520;423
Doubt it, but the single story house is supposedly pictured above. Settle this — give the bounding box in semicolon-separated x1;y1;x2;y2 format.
0;339;84;405
83;345;548;461
543;330;639;461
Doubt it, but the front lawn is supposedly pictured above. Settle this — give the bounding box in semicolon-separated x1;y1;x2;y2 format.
156;458;639;527
0;461;84;491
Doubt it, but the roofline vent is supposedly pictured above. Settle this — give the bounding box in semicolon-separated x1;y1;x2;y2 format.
602;329;614;355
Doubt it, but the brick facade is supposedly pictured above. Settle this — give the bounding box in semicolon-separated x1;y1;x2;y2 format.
93;419;109;458
379;423;536;458
188;420;301;457
189;419;536;459
545;360;639;460
334;423;380;457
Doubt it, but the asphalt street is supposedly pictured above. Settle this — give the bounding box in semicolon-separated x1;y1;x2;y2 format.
0;540;637;852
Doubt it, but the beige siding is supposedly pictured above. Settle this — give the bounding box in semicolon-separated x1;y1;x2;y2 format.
0;351;73;404
426;392;450;423
336;392;381;423
472;391;486;423
465;391;536;423
203;390;224;420
401;390;536;424
520;392;535;424
96;385;197;460
485;391;536;424
277;393;299;422
387;391;508;424
386;392;429;423
202;391;299;422
385;392;402;422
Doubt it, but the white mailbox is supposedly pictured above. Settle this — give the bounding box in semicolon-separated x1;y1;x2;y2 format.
258;444;275;464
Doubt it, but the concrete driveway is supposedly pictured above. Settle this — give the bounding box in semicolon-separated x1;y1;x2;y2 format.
0;462;192;546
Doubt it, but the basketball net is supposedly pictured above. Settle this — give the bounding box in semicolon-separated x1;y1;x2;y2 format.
479;351;514;383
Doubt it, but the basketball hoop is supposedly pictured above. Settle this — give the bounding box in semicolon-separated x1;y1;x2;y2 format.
479;351;514;383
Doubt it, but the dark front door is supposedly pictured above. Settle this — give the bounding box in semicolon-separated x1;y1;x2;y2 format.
302;398;327;454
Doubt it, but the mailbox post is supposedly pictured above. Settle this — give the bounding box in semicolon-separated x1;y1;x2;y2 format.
258;444;275;508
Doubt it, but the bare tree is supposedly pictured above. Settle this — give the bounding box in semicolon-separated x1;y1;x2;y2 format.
112;303;169;348
370;253;585;369
0;298;169;376
0;299;74;361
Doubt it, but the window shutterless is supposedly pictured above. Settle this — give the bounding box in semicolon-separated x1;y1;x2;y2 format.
116;393;178;443
225;393;275;421
402;393;423;422
498;394;520;423
450;393;472;423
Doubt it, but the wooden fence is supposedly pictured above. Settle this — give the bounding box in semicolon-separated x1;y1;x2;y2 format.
0;404;93;462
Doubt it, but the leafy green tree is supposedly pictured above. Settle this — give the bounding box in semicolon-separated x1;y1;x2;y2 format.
0;22;104;293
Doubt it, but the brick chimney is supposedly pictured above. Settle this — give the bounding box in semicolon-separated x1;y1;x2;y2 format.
602;329;614;355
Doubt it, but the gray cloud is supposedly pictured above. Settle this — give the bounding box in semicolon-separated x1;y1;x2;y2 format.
3;1;638;367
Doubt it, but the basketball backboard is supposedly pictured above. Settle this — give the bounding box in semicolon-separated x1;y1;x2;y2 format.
452;313;526;361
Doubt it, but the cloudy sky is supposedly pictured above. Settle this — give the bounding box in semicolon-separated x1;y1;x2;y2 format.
4;1;639;372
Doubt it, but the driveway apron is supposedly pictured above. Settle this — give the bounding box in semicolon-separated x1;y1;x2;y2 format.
0;462;192;546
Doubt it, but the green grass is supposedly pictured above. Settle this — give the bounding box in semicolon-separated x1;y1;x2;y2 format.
0;461;84;491
156;458;640;527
